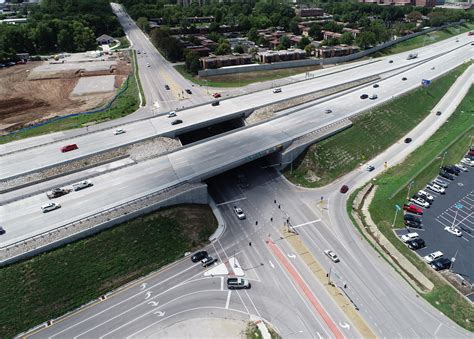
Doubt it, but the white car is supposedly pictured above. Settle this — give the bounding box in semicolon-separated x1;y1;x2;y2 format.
233;206;246;220
444;226;462;237
41;202;61;213
432;178;449;187
272;88;282;93
460;158;474;167
454;163;468;172
366;165;375;172
146;63;150;67
400;232;419;243
426;184;445;194
423;251;443;263
72;180;93;191
114;128;126;135
417;190;434;202
167;111;177;118
369;94;378;100
324;249;340;263
409;197;429;208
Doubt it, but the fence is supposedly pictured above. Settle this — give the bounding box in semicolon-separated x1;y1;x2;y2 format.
198;21;463;77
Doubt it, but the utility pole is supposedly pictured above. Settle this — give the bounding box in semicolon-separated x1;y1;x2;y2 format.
406;180;415;200
440;151;448;169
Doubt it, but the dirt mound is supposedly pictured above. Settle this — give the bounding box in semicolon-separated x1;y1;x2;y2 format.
0;98;49;116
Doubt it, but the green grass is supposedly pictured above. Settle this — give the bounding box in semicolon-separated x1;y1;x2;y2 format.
117;36;130;49
174;64;322;88
0;205;217;338
285;62;470;187
0;51;140;144
374;23;474;56
366;84;474;331
133;49;146;106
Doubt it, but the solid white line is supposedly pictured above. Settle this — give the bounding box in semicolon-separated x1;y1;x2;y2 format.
434;323;442;336
215;197;247;207
225;291;231;309
292;219;322;229
220;276;224;291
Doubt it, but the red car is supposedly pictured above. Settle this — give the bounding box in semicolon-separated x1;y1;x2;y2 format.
61;144;78;153
212;93;221;98
340;185;349;193
403;204;423;215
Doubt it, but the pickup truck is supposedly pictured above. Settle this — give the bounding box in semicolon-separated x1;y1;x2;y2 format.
46;187;71;199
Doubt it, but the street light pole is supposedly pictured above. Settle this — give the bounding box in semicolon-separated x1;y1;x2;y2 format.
440;151;448;169
406;180;414;200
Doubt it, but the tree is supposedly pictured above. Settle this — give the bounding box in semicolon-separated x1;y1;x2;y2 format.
278;35;290;50
136;17;149;33
185;50;200;75
304;43;316;56
355;31;377;49
309;23;322;40
298;36;310;49
234;44;244;54
289;19;300;35
215;42;231;55
339;32;354;45
247;27;258;42
406;10;422;23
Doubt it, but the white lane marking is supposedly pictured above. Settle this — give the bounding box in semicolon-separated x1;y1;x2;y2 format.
245;289;261;318
147;301;159;307
220;276;224;291
287;253;296;259
145;291;152;299
292;219;322;229
215;197;247;207
140;283;147;290
269;260;275;268
153;311;165;317
434;323;442;336
225;291;231;309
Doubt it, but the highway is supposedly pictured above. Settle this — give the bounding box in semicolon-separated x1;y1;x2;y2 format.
1;36;473;179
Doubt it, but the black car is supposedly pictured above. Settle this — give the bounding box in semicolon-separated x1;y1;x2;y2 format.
404;138;412;143
211;101;220;106
431;257;451;271
389;60;394;63
407;238;425;250
404;214;422;223
0;226;5;235
171;119;183;125
405;219;422;228
360;94;368;99
436;111;442;116
373;84;379;88
439;170;454;180
165;85;170;90
185;89;192;94
402;77;407;81
443;165;460;175
191;251;208;263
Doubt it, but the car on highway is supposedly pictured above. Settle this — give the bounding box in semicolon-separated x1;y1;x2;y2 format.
201;256;217;267
137;50;141;54
0;226;5;235
212;93;221;98
403;204;423;215
444;226;462;237
373;84;379;88
400;232;419;243
409;197;430;208
114;128;126;135
454;163;468;172
164;85;170;90
417;190;434;202
404;138;412;143
430;257;451;271
167;111;177;118
272;88;282;93
388;60;393;63
369;94;378;100
436;111;442;116
324;109;332;114
366;164;375;172
146;63;150;67
340;185;349;194
185;89;192;94
439;170;454;181
72;180;93;191
191;251;208;263
233;206;246;220
423;251;443;263
171;119;183;125
46;187;71;199
61;144;78;153
360;94;368;99
227;277;251;289
426;183;445;194
407;238;425;250
41;202;61;213
402;77;407;81
211;101;220;106
324;249;340;263
432;178;449;188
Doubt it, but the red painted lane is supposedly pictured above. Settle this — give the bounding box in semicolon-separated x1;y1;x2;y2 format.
267;240;344;339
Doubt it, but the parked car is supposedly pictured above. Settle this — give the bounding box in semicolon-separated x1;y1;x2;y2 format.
73;180;93;191
403;204;423;215
233;206;246;220
409;197;430;208
432;178;449;187
430;257;451;271
340;185;349;194
454;163;468;172
423;251;443;263
460;158;474;167
439;170;454;180
417;190;434;202
404;213;422;223
201;256;217;267
407;238;425;250
400;232;419;243
426;183;445;194
405;219;422;228
442;166;459;175
212;93;221;98
191;251;208;263
171;119;183;125
114;128;126;135
185;89;192;94
211;101;220;106
61;144;78;153
272;88;282;93
227;277;251;289
167;111;177;118
444;226;462;237
324;249;340;263
41;202;61;213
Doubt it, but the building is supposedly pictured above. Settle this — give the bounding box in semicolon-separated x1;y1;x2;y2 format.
323;31;342;40
199;54;252;69
257;49;306;63
0;18;27;24
342;27;361;38
96;34;115;45
227;37;256;51
316;45;359;58
294;7;324;18
187;16;215;23
359;0;437;5
185;45;211;57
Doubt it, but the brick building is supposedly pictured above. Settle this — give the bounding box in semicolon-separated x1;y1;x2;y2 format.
199;54;252;69
257;49;306;63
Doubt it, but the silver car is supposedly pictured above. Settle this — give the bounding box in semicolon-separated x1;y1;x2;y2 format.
41;202;61;213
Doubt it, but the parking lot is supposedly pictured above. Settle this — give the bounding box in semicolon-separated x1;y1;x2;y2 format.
396;166;473;294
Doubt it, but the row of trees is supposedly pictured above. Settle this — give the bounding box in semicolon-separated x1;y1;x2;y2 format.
0;0;123;62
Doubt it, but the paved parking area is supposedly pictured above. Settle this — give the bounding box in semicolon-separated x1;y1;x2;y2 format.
396;167;474;286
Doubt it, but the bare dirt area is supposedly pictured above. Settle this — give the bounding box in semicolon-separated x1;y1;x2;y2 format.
0;55;131;135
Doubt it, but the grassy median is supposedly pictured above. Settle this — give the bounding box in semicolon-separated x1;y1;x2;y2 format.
0;205;217;338
286;62;470;187
352;85;474;331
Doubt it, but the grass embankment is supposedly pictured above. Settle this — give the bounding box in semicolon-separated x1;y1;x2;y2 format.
367;85;474;331
133;49;146;106
286;63;469;187
117;36;131;49
375;23;474;56
174;64;322;88
0;205;217;338
0;51;141;144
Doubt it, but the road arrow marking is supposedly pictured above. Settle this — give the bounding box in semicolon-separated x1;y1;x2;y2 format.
269;261;275;268
339;322;350;330
154;310;165;317
145;291;152;299
148;301;159;307
287;254;296;259
140;283;147;290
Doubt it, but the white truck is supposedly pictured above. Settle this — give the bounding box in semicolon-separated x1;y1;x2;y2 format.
72;180;93;191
